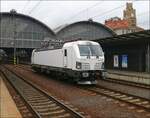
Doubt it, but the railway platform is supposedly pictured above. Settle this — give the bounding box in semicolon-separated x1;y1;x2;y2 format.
0;76;22;118
106;70;150;85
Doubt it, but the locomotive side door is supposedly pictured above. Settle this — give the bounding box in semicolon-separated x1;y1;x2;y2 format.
63;49;67;67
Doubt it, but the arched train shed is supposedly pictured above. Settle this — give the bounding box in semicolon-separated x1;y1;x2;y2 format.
0;11;56;62
0;11;56;49
55;21;116;41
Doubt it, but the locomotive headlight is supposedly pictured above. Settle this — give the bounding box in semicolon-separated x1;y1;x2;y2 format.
82;72;89;77
76;62;82;69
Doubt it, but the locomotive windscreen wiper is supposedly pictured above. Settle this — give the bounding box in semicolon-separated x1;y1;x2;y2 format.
87;47;91;58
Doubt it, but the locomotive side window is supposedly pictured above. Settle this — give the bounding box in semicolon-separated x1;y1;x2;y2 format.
64;49;67;56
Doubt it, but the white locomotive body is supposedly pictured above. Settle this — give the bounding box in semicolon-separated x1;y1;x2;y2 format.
31;40;105;84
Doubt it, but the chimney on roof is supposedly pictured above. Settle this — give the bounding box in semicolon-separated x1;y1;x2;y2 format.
10;9;17;14
88;18;93;22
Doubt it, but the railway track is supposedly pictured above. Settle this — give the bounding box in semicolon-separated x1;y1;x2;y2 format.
1;73;36;118
81;85;150;112
18;64;150;90
101;78;150;90
14;64;33;72
0;66;85;118
5;64;150;113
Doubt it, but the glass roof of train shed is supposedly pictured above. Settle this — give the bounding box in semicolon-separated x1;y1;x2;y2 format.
96;30;150;45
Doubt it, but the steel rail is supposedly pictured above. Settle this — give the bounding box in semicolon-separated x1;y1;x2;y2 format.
0;67;41;118
7;64;150;112
81;85;150;112
102;78;150;90
18;64;150;90
1;66;85;118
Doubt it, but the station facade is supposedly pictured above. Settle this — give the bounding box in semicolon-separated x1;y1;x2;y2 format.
96;30;150;73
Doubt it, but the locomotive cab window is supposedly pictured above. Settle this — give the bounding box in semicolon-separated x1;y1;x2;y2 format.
64;49;67;56
78;45;103;56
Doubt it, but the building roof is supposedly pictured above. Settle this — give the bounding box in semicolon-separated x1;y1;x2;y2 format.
56;20;116;41
105;18;129;30
56;20;116;35
96;30;150;44
53;24;69;33
0;12;56;36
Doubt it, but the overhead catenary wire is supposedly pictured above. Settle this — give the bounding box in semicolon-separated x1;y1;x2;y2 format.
28;0;42;15
138;20;150;28
89;1;138;22
69;2;125;24
67;1;104;20
57;1;104;27
21;0;31;14
57;2;128;28
136;10;150;17
55;2;125;28
136;11;150;28
96;10;150;25
20;0;148;30
66;1;138;23
91;4;125;19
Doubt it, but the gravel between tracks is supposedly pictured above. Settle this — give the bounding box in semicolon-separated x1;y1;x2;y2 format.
6;65;150;118
97;80;150;100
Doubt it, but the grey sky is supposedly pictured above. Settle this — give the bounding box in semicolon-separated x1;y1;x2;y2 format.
1;0;149;29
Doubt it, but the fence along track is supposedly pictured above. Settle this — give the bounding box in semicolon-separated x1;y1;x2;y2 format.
83;85;150;112
1;66;85;118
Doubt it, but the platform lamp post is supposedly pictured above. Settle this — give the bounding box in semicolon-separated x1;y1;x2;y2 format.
11;9;17;65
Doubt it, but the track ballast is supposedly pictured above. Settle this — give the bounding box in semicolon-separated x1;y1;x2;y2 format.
1;66;85;118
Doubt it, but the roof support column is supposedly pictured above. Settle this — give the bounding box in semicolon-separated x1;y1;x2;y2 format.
138;49;143;72
146;42;150;73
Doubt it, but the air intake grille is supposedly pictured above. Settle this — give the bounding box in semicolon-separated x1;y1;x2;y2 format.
82;63;90;70
94;63;102;70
